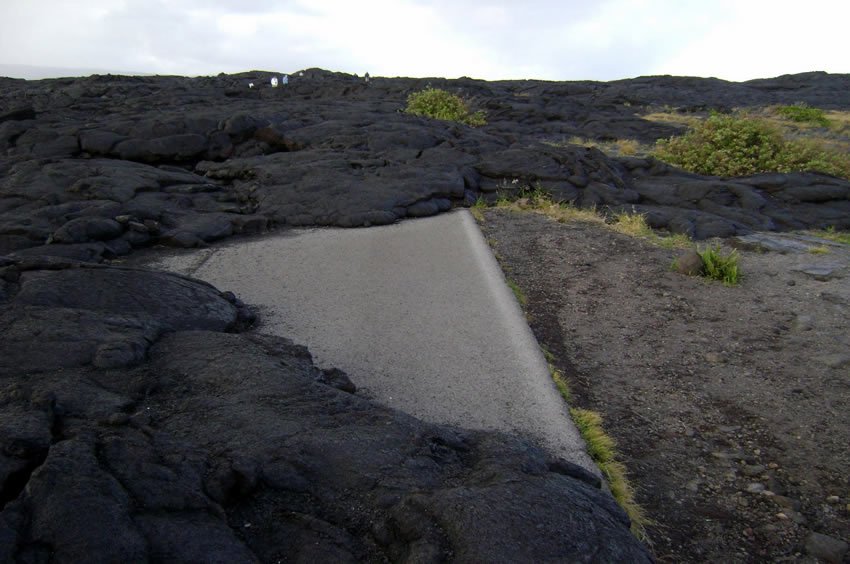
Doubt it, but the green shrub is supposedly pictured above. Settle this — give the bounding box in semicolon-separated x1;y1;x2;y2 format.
781;138;850;179
653;113;850;179
776;103;830;127
653;114;786;177
698;245;740;286
405;88;486;126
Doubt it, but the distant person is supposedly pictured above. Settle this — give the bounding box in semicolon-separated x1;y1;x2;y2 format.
365;72;370;83
270;77;279;87
282;75;289;85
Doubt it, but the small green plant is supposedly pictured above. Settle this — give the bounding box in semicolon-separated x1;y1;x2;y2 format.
470;196;488;221
698;245;740;286
776;103;830;127
495;193;513;207
808;245;830;255
570;408;649;540
517;182;550;201
653;113;850;179
405;88;486;126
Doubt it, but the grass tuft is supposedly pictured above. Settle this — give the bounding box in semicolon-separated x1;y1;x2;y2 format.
810;226;850;245
657;232;693;250
470;196;487;221
611;211;692;249
570;408;650;540
698;245;740;286
612;211;655;239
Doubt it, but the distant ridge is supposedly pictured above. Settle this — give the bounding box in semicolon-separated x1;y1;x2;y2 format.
0;63;153;80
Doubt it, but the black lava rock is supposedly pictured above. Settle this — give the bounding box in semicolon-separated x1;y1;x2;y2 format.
0;257;652;562
1;69;849;258
3;67;850;560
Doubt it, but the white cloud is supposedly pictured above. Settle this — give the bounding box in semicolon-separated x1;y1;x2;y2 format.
216;13;261;37
653;0;850;81
0;0;846;80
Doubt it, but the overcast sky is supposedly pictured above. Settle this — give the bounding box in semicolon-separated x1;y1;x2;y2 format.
1;0;847;82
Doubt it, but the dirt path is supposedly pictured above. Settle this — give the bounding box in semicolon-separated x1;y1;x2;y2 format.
478;209;850;563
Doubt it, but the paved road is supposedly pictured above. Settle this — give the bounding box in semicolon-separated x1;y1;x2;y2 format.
144;210;596;473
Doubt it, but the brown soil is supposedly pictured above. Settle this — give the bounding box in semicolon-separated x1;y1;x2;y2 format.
478;209;850;563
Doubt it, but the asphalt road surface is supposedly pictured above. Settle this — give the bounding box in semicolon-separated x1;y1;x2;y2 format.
144;210;596;473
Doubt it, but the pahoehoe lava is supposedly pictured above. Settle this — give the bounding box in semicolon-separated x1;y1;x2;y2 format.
1;68;849;561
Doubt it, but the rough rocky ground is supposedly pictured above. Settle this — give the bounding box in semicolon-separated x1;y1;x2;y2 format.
3;69;850;266
2;68;850;560
479;209;850;563
0;256;649;562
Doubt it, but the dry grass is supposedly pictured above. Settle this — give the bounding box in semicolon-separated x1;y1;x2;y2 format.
568;136;642;155
541;347;573;403
611;211;655;238
570;408;651;541
551;136;649;157
615;139;642;156
611;211;692;249
807;226;850;245
495;194;606;225
641;111;701;128
825;110;850;134
483;211;652;542
488;191;692;250
538;347;647;539
744;107;850;155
